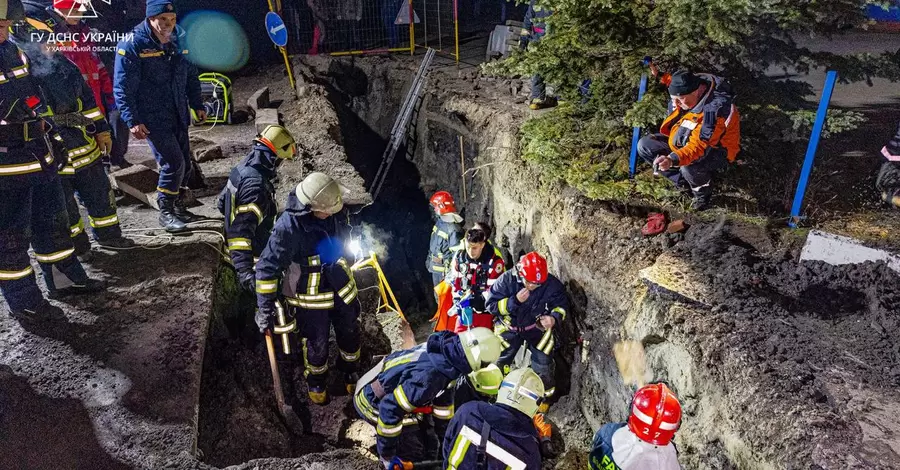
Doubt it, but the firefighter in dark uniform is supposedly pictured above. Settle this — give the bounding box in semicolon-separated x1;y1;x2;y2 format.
114;0;206;233
0;0;102;320
255;172;361;405
877;121;900;209
428;191;464;287
217;125;297;290
216;125;296;335
485;251;568;411
353;328;502;468
443;367;544;470
14;16;133;254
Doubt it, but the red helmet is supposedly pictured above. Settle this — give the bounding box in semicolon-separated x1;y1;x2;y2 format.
54;0;86;12
517;252;547;284
627;383;682;446
430;191;457;215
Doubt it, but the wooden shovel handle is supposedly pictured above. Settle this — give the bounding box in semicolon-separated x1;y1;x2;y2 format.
264;330;286;409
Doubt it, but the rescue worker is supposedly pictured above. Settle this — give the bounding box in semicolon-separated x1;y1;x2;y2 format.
877;121;900;209
486;251;568;410
0;0;103;320
217;125;297;292
446;225;505;332
442;367;543;470
588;383;683;469
114;0;206;232
354;328;503;467
522;0;553;110
428;191;464;287
637;69;741;211
255;172;360;405
453;362;555;458
14;16;133;254
23;0;129;169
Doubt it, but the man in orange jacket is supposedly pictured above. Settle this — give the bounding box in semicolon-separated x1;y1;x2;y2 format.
637;70;741;211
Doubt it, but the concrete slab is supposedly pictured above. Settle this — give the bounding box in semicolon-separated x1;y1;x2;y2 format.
111;164;160;210
255;108;280;134
247;86;270;111
800;230;900;274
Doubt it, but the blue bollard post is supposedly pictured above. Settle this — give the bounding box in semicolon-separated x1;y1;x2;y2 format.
788;70;838;228
629;58;652;178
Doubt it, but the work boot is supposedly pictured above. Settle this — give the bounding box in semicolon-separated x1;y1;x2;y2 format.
529;96;557;110
690;188;713;212
97;236;136;249
158;198;187;233
10;300;64;323
344;372;359;395
308;386;328;405
49;278;106;299
174;195;200;223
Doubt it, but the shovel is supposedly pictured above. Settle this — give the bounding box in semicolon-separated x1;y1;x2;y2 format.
264;329;305;434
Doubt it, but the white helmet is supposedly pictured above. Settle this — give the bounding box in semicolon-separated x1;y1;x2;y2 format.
296;172;343;215
458;327;502;372
496;368;544;418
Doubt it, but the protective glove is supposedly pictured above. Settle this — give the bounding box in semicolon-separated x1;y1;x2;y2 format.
49;135;69;172
255;305;275;333
238;270;255;292
385;457;413;470
95;131;113;155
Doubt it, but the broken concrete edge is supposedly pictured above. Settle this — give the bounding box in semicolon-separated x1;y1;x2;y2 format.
111;164;161;210
247;86;270;112
800;229;900;274
255;108;280;134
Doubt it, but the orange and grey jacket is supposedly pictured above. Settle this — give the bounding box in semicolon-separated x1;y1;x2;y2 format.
659;73;741;166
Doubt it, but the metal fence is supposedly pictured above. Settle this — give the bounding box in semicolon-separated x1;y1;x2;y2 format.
281;0;458;60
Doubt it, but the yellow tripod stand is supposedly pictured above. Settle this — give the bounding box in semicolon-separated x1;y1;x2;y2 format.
352;252;416;348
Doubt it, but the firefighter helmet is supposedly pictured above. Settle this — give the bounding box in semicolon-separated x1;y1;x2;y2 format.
627;383;682;446
430;191;457;215
296;172;343;215
257;125;297;161
517;252;548;285
497;367;544;418
468;363;503;396
0;0;25;20
458;327;502;372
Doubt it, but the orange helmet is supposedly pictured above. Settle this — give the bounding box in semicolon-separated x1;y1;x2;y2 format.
430;191;457;215
627;383;682;446
517;252;547;285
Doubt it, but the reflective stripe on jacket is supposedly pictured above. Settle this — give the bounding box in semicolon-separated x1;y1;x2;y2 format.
355;332;471;460
443;401;541;470
428;216;463;275
217;143;279;273
255;192;356;311
659;73;740;166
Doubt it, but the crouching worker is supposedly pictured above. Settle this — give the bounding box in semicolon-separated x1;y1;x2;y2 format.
877;121;900;209
443;367;544;469
589;383;683;469
354;328;502;468
255;172;361;405
446;225;505;332
486;252;568;411
638;69;741;211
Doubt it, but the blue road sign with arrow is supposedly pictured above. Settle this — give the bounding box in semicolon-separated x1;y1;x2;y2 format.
265;11;288;47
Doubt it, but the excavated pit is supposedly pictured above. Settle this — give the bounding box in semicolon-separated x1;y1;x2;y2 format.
289;55;900;468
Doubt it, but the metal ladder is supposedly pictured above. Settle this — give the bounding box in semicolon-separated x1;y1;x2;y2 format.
369;48;436;202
